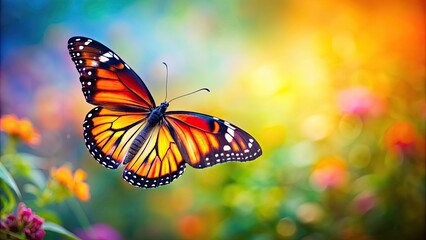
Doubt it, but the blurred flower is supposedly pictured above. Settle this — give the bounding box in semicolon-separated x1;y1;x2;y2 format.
310;157;347;190
0;202;45;240
296;202;324;224
73;169;91;202
384;121;422;157
352;191;376;214
50;165;74;186
51;166;91;202
75;223;123;240
337;87;386;118
302;114;333;141
276;218;296;237
0;114;40;145
177;214;205;239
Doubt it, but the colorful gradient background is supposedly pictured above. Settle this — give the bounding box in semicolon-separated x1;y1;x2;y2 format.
1;0;425;239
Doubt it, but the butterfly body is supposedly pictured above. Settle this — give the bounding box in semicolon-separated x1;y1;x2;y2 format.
123;102;169;164
68;36;262;188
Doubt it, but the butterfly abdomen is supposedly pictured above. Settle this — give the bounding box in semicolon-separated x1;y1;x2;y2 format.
123;102;169;164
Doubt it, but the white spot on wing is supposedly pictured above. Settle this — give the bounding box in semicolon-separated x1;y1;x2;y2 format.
224;121;236;130
225;133;233;143
99;56;109;62
223;145;231;151
227;128;235;137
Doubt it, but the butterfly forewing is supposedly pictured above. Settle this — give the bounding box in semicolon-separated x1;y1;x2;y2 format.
68;37;156;111
165;111;262;168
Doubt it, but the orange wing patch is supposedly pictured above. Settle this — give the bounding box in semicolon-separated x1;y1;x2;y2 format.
165;111;262;169
68;37;156;110
123;124;186;188
83;107;148;169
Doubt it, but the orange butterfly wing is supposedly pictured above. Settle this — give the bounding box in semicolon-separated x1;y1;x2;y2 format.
165;111;262;168
83;107;149;168
68;36;155;111
123;123;186;188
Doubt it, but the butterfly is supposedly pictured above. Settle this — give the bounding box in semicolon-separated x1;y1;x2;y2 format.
67;36;262;188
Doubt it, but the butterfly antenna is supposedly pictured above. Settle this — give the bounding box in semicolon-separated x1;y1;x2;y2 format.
163;62;169;102
168;88;210;103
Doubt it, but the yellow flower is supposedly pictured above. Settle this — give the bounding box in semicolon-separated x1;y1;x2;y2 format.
0;114;40;146
51;166;91;202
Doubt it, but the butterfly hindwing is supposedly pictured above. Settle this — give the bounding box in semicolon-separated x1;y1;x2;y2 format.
123;123;186;188
68;36;156;111
83;107;149;169
165;111;262;168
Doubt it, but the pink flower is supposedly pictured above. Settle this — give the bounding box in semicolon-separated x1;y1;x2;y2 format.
75;223;123;240
0;202;45;240
337;87;386;117
353;191;376;214
310;157;347;190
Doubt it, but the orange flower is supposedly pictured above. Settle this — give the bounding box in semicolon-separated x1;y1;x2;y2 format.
73;169;90;202
177;214;205;239
50;166;74;187
51;166;91;202
384;121;420;155
0;114;40;145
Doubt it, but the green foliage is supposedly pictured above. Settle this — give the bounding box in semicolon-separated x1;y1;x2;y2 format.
0;135;89;239
43;222;79;240
0;162;21;199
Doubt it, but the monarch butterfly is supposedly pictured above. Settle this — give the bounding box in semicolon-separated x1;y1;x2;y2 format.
67;36;262;188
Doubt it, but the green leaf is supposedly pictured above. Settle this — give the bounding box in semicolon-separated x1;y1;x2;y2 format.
28;168;46;189
16;153;44;167
0;161;21;198
36;209;61;224
18;153;47;188
43;222;80;240
23;183;40;196
2;153;46;188
0;181;16;215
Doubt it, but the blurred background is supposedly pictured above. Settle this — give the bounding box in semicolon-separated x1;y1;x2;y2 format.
1;0;424;239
